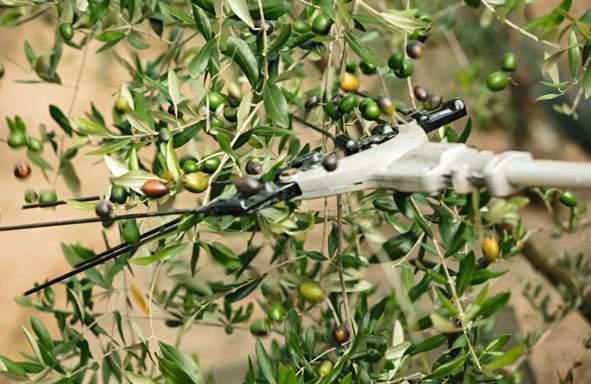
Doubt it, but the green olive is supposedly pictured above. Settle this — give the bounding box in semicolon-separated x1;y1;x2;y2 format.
249;318;271;337
345;60;358;73
464;0;481;8
59;23;74;41
207;92;225;111
39;190;58;205
121;219;140;244
223;107;238;123
486;71;508;92
202;157;221;174
110;185;129;205
24;189;38;203
394;60;414;78
318;361;333;377
266;302;286;322
559;191;578;207
501;52;517;72
298;282;325;303
360;61;378;75
387;53;404;71
362;102;381;121
183;172;209;193
114;97;131;114
209;117;225;130
7;131;27;148
358;97;374;113
293;20;311;33
0;63;5;78
312;14;333;35
158;127;171;142
182;159;200;174
324;100;342;120
339;94;357;113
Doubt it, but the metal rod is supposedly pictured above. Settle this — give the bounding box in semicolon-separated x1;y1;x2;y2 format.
291;115;336;140
24;224;180;296
0;208;199;233
73;217;182;269
22;196;101;209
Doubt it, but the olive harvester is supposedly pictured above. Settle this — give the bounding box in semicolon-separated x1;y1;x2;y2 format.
1;98;590;296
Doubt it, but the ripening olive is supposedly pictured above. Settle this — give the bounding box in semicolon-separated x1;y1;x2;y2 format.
318;361;333;377
312;14;333;35
332;326;350;344
207;92;225;111
424;94;443;111
387;53;404;71
249;20;273;35
339;94;357;113
305;95;320;110
114;97;131;114
183;172;209;193
322;155;338;172
182;159;200;174
293;20;311;33
394;60;414;78
245;159;263;175
141;179;169;198
377;96;395;115
95;201;113;218
110;185;128;204
13;161;31;179
360;61;378;75
121;219;140;244
482;236;499;263
249;318;271;337
559;191;578;207
202;157;221;174
406;40;425;60
298;282;325;303
486;71;508;92
345;60;358;73
7;131;27;148
59;23;74;41
27;137;43;152
413;86;429;102
234;176;263;197
501;52;517;72
223;107;238;123
39;190;58;205
362;102;381;121
266;302;286;322
339;72;359;92
324;101;342;120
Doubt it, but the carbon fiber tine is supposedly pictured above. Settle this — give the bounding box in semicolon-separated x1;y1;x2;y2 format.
24;224;180;296
73;217;182;268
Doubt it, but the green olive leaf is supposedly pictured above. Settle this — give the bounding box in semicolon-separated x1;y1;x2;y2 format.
263;82;289;128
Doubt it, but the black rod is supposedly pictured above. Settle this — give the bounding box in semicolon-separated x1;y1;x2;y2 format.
24;224;180;296
22;196;101;210
0;208;199;233
291;115;336;140
73;217;182;269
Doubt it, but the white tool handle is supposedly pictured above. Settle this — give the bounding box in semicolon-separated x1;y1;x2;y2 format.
507;159;591;190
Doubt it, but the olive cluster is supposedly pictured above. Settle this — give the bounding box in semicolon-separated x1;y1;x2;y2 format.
486;52;517;92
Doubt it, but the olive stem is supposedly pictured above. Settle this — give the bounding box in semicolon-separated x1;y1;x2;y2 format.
22;195;101;209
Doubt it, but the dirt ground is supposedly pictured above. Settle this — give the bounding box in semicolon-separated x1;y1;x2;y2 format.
1;11;591;384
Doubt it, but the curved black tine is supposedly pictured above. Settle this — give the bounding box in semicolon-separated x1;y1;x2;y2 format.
24;223;180;296
0;208;199;233
73;217;182;269
22;196;101;210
